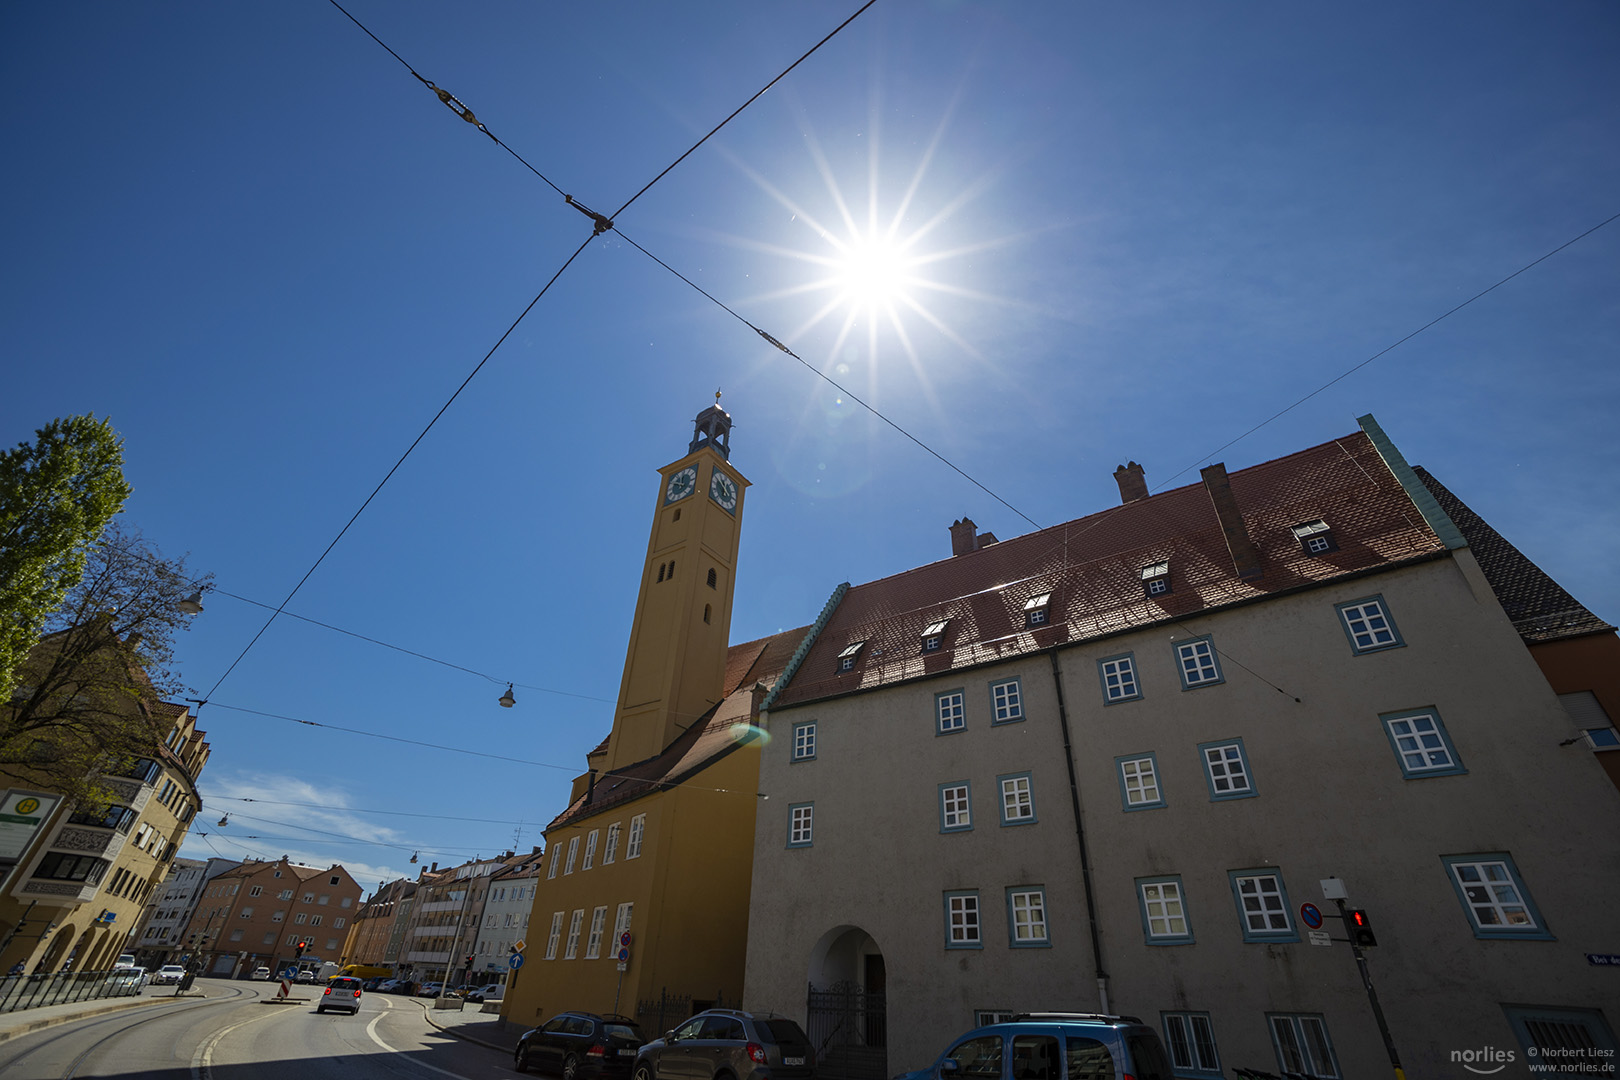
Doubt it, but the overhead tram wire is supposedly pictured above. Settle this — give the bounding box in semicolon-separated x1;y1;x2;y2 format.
198;231;600;706
207;794;536;826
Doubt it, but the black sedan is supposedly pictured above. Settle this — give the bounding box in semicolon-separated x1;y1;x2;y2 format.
516;1011;648;1080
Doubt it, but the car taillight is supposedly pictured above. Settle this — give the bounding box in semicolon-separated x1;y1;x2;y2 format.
353;990;362;998
747;1044;767;1064
323;987;332;996
587;1045;606;1059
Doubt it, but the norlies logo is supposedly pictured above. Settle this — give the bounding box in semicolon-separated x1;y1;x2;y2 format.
1454;1047;1517;1075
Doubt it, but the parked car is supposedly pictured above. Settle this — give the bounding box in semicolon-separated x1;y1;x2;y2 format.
375;979;402;994
465;982;504;1002
416;981;445;998
632;1009;813;1080
294;969;316;984
149;965;187;986
517;1011;648;1078
894;1013;1173;1080
317;975;365;1016
252;967;272;981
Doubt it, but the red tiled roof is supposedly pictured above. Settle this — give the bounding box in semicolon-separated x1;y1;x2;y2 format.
773;430;1447;707
548;626;810;830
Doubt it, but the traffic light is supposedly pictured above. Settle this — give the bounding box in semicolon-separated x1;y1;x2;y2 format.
464;954;474;969
295;940;308;959
1344;908;1377;947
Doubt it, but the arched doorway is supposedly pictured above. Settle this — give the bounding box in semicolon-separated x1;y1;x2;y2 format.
805;926;886;1080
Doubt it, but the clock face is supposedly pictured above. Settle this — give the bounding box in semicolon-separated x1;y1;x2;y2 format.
708;470;739;513
665;466;697;504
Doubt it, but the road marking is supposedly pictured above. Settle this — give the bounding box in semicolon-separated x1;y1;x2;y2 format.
366;1014;472;1080
189;1009;278;1080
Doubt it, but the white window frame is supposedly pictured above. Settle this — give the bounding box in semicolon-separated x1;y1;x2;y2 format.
564;910;583;959
990;679;1023;723
1200;740;1254;799
1175;637;1223;687
998;773;1035;824
1007;887;1049;946
1139;878;1191;942
1337;596;1402;652
936;690;966;734
545;912;563;960
1098;654;1140;703
1231;871;1294;940
612;902;633;946
1118;755;1163;810
940;782;972;832
1268;1014;1339;1079
583;829;598;870
788;803;814;847
1163;1013;1221;1077
564;836;579;874
627;814;645;859
584;906;607;959
945;891;981;948
603;822;620;864
793;721;817;761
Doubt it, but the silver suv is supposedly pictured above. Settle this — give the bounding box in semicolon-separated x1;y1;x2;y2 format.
634;1009;815;1080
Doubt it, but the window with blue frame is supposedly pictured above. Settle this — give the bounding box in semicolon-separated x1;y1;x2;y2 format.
1135;876;1193;945
1115;754;1165;812
1198;739;1256;800
1441;853;1553;939
939;781;972;832
998;772;1036;825
1097;653;1141;704
791;721;817;762
990;679;1024;723
1162;1013;1222;1078
944;891;981;948
1380;709;1465;777
1005;887;1050;947
1228;870;1298;943
1500;1006;1617;1057
787;803;814;848
1174;637;1223;688
1268;1014;1340;1079
936;689;966;735
1336;596;1403;653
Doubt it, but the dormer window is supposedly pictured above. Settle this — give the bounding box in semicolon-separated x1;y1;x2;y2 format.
1141;563;1171;598
1023;593;1052;627
837;641;866;672
1290;519;1336;555
922;620;950;652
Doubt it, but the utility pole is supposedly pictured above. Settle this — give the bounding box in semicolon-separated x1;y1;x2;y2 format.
1321;879;1405;1080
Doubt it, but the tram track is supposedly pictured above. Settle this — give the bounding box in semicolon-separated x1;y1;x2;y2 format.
0;982;262;1079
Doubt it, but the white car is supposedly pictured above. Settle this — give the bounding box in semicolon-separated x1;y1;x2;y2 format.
150;965;187;985
252;966;272;980
465;983;503;1002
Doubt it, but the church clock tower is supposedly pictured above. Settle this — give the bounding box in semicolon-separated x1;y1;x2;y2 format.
601;397;750;770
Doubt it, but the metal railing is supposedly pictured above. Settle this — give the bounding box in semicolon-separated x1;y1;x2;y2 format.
0;968;147;1014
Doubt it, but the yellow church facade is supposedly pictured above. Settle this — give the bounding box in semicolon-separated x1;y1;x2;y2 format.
501;402;812;1030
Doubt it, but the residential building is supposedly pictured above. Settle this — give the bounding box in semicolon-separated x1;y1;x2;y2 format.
502;401;810;1031
129;855;239;966
396;853;513;987
176;857;362;977
744;417;1620;1076
470;849;542;989
0;700;209;975
341;875;416;971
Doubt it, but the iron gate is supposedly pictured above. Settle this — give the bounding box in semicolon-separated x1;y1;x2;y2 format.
807;982;887;1080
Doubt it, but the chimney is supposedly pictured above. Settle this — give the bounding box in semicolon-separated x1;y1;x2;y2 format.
1114;462;1148;503
750;680;769;721
950;518;979;557
1200;463;1264;580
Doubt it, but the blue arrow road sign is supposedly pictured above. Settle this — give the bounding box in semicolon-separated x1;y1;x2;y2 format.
509;953;525;970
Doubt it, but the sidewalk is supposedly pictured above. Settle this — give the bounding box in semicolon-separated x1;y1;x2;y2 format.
409;995;524;1055
0;985;206;1044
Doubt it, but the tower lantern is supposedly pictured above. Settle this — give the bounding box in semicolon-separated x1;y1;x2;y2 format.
689;389;732;460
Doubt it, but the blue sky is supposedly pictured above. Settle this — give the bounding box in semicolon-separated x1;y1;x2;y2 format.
4;2;1616;890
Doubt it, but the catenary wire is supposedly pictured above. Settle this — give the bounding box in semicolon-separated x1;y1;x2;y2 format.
198;233;599;705
208;793;537;826
609;1;880;220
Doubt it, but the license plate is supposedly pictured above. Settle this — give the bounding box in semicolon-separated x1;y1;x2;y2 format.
619;1050;637;1057
784;1058;805;1066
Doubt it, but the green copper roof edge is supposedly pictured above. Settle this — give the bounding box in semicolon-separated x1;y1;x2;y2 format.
760;581;849;712
1358;414;1466;551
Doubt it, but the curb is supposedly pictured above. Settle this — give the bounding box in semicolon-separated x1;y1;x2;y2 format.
0;995;175;1044
411;997;512;1054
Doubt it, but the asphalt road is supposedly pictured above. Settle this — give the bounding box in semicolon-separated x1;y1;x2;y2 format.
0;983;524;1080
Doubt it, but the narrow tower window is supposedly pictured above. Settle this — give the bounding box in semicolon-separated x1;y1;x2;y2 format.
656;564;665;583
672;508;681;522
707;568;717;589
704;604;712;624
669;560;675;578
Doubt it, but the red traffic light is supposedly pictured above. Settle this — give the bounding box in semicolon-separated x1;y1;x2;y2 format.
1345;908;1378;947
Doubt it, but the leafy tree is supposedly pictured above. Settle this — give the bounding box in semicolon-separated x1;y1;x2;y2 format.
1;416;131;705
1;522;209;803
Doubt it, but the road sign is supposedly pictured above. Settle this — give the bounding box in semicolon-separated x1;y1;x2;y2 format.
617;961;628;972
1585;953;1620;966
278;979;291;997
1307;931;1332;947
1299;903;1324;929
619;931;632;949
512;939;526;953
617;947;630;962
509;953;525;970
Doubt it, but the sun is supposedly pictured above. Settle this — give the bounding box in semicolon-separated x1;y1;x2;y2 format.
831;233;915;311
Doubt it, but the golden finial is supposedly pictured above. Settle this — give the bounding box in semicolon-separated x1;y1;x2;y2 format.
715;387;723;405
